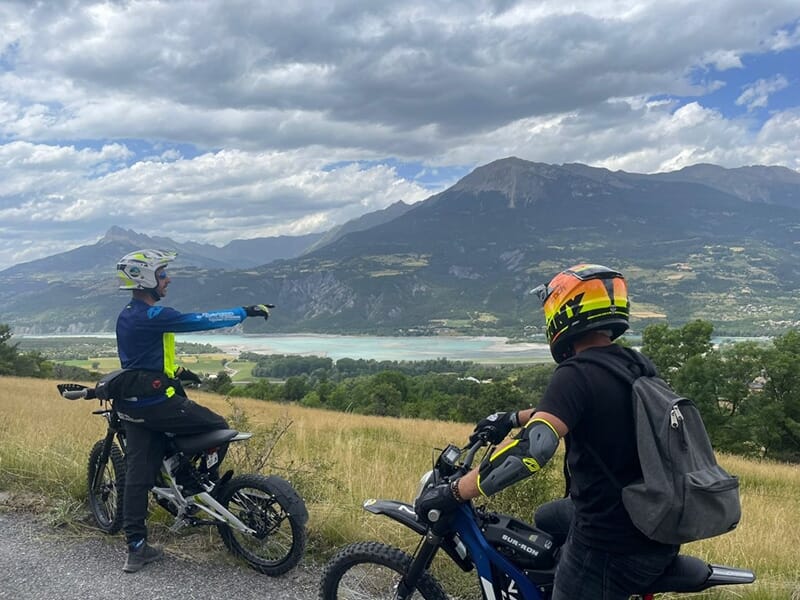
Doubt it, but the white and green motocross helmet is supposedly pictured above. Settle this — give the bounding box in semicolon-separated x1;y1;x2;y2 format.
117;249;177;290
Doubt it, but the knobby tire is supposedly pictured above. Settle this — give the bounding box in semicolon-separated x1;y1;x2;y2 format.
86;439;126;534
217;473;308;576
319;541;449;600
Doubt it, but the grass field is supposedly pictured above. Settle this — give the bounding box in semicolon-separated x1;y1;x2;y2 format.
1;375;798;598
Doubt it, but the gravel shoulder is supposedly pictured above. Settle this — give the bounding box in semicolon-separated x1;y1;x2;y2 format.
0;508;321;600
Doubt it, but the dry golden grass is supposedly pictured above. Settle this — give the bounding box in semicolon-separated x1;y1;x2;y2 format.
1;375;798;598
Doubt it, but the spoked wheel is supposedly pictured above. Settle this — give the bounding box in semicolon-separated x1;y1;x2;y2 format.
86;439;126;534
319;541;449;600
217;473;308;576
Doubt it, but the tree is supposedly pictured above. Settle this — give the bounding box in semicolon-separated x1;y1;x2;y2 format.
755;331;800;460
672;344;762;453
368;382;403;416
0;324;53;378
283;376;308;402
0;325;17;375
641;320;714;384
208;371;233;394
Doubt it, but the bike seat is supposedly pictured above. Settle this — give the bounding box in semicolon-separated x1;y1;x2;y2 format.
645;555;711;593
172;429;240;454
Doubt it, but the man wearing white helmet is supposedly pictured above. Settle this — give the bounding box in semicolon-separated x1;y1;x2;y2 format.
115;249;272;573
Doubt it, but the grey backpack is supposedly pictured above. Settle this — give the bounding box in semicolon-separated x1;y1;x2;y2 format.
574;349;741;545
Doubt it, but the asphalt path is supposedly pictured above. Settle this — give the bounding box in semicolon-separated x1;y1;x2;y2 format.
0;510;321;600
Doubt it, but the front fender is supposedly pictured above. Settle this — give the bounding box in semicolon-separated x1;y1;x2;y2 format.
363;499;427;535
363;499;474;572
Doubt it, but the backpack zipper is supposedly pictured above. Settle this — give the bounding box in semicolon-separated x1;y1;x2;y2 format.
671;405;688;448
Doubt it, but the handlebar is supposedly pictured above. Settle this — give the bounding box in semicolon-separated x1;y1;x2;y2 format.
461;437;487;471
56;383;96;400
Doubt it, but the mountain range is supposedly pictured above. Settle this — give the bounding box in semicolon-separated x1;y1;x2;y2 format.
2;157;799;337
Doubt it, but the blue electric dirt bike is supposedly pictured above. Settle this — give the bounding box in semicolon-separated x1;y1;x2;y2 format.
319;436;755;600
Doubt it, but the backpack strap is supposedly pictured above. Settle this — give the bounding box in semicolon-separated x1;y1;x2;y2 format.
568;346;657;384
564;347;658;492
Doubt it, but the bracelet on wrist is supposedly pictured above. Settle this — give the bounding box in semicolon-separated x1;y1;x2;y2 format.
450;478;465;503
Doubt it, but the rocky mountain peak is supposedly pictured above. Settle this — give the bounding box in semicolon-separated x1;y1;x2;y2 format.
449;157;562;208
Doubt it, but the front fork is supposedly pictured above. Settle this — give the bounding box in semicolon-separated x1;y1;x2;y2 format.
90;428;122;490
396;530;443;600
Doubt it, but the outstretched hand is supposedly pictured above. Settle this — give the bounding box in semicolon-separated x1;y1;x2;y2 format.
244;304;275;320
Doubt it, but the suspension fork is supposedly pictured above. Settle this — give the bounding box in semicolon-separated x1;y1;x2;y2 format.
89;428;120;490
396;531;442;600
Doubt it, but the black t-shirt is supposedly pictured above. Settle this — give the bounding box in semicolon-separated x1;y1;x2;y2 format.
536;344;678;554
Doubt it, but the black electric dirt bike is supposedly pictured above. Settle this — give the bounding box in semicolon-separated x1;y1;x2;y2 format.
319;435;755;599
58;377;308;576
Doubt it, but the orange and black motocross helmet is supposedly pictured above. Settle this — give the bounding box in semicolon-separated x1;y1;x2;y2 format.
531;264;630;363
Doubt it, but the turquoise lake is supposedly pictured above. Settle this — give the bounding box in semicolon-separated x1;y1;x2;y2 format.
22;333;765;364
27;332;553;363
196;333;553;363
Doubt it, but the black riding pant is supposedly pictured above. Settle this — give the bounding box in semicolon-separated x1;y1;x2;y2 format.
535;498;678;599
118;394;228;544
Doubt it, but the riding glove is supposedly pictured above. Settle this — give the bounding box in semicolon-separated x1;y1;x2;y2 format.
243;304;274;320
175;366;202;384
469;411;520;445
415;480;461;522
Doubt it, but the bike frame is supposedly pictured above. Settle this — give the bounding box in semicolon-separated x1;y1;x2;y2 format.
89;399;257;535
151;450;257;535
450;504;547;600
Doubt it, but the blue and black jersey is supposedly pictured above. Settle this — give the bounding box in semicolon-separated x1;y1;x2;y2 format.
116;298;246;378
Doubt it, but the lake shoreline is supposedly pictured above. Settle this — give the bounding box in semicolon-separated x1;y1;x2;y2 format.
17;332;771;365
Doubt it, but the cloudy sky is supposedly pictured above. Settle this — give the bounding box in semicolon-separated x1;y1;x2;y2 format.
1;1;799;271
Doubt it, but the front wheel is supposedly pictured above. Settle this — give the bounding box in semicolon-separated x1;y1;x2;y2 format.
319;541;449;600
216;473;308;576
87;439;126;534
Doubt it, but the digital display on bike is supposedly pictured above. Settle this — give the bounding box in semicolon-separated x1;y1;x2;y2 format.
443;445;461;465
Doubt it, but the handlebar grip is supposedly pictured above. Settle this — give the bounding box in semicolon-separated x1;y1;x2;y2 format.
57;383;94;400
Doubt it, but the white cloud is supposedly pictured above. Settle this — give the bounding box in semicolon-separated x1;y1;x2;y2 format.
736;75;790;111
0;0;799;270
0;144;431;268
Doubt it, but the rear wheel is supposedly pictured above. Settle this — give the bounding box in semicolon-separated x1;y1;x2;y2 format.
217;473;308;576
319;541;449;600
87;439;126;534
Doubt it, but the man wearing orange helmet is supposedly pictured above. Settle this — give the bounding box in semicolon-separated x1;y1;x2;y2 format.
415;264;679;599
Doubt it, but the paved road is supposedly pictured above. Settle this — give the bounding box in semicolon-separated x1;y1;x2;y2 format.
0;510;321;600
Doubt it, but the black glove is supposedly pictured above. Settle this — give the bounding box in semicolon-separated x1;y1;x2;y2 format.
243;304;274;320
414;481;461;522
175;367;202;384
469;411;519;445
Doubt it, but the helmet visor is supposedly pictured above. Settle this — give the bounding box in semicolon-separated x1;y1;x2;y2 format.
530;283;552;305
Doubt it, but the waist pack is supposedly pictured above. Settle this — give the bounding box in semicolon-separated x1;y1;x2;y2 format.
573;349;741;545
96;368;176;401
